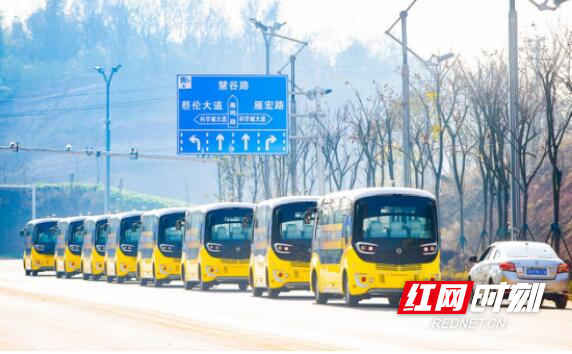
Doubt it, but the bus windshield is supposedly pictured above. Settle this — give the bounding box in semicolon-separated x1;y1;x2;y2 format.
69;222;84;246
94;220;108;255
356;195;437;242
33;222;57;246
157;212;185;257
119;216;140;256
274;202;316;242
206;208;252;243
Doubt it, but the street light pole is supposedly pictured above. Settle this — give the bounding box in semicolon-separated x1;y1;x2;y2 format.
250;19;286;199
508;0;521;241
400;10;412;188
93;64;122;213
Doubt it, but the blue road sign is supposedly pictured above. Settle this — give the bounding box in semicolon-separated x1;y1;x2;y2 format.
177;74;288;155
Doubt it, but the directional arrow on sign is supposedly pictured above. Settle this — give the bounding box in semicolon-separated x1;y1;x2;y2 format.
216;134;224;151
189;135;201;151
265;135;277;151
241;134;250;150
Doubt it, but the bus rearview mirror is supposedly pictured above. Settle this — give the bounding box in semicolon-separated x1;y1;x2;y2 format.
131;222;141;233
19;229;25;237
242;215;252;229
175;219;185;231
304;207;317;224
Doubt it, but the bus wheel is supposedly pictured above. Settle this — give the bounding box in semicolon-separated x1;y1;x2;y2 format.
238;282;249;291
268;288;280;298
152;265;163;287
64;263;72;279
343;273;359;307
25;269;31;276
312;272;328;305
182;266;192;290
31;270;39;276
82;272;90;280
198;266;210;291
116;276;125;284
388;296;401;307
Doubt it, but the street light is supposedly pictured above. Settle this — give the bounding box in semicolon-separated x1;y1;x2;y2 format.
385;0;454;189
506;0;568;241
250;17;305;198
93;64;122;213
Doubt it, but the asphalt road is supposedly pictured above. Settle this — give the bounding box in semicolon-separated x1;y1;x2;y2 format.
0;260;570;351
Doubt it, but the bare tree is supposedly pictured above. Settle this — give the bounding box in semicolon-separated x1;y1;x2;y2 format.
535;31;572;256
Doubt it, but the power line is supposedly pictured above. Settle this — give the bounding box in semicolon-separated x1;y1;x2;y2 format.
0;96;175;120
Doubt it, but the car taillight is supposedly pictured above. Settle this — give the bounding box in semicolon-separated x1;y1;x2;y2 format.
499;262;516;272
274;243;292;254
356;242;377;255
557;263;569;273
206;243;222;252
420;243;437;255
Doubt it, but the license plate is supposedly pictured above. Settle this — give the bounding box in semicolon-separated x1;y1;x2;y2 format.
526;268;547;276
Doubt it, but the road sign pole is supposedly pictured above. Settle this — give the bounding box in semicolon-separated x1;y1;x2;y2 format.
290;55;298;195
263;31;272;199
400;10;412;188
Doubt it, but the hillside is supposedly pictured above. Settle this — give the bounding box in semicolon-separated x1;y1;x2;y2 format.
0;183;187;257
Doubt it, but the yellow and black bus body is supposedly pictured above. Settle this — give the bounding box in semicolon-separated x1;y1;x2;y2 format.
21;218;60;276
81;215;109;280
181;202;254;291
104;211;142;283
250;196;319;298
310;187;441;307
137;208;188;287
54;216;86;278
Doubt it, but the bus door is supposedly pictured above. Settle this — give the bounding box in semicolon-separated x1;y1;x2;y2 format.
183;211;203;279
252;206;270;285
22;226;32;269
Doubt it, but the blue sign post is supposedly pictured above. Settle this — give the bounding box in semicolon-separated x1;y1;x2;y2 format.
177;74;288;155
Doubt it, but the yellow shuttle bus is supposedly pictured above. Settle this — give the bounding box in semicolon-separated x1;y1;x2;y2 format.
137;208;188;287
54;216;86;278
181;202;254;291
250;196;319;298
104;211;142;283
309;187;440;307
81;215;109;280
21;218;60;276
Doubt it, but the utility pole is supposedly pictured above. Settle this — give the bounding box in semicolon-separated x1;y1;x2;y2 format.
400;10;412;188
31;183;36;219
93;64;122;213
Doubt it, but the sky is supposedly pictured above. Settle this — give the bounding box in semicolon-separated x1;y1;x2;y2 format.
1;0;571;63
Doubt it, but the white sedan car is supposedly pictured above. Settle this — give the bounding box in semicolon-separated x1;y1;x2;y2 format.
468;241;569;309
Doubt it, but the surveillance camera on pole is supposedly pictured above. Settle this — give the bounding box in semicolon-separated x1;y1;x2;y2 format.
9;142;19;152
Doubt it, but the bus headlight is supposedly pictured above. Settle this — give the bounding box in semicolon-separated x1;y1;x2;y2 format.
354;273;372;288
356;242;377;255
420;243;437;255
206;243;223;252
274;243;292;254
273;270;288;282
205;266;218;277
